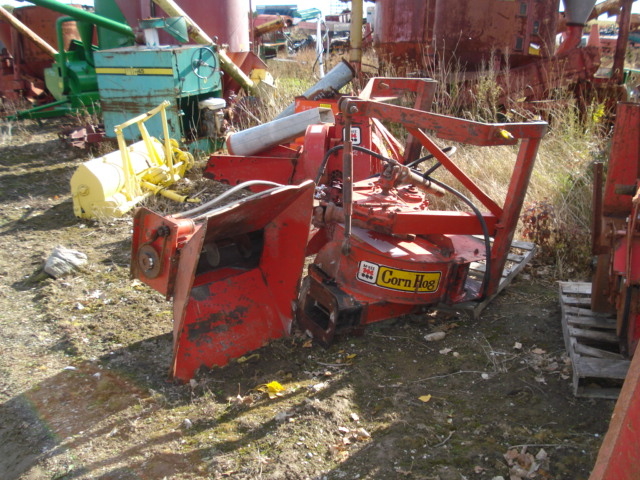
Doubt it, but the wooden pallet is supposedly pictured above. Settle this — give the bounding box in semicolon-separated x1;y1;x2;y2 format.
559;281;630;399
446;240;537;319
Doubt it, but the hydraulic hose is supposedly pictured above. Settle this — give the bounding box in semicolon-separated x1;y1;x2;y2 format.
405;146;456;170
420;176;492;301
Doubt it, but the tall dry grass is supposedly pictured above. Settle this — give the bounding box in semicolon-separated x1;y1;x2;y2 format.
231;49;345;130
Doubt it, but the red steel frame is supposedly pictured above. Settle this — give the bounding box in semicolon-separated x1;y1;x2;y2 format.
591;102;640;355
132;77;548;380
339;78;547;296
588;102;640;480
589;347;640;480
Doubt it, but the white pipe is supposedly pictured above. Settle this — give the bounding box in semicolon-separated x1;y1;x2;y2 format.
316;16;325;78
275;60;355;119
227;107;334;157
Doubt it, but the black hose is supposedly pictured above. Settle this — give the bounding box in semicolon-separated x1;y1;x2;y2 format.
405;146;456;170
314;144;394;184
420;175;492;301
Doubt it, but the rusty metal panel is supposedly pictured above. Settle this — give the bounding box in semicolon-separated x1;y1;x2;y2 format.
0;20;11;51
6;5;81;79
589;347;640;480
603;103;640;217
432;0;560;70
94;45;222;141
373;0;436;63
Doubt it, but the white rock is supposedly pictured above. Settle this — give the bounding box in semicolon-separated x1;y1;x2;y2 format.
44;246;87;278
424;331;446;342
311;382;328;392
275;411;291;423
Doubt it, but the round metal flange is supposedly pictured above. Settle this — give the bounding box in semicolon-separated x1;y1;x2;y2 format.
138;244;162;278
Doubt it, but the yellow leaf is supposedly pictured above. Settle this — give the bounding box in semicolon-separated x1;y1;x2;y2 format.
256;381;286;399
346;353;357;360
499;129;514;140
418;394;432;403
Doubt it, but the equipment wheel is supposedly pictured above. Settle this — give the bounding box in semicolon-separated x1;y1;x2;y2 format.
191;47;217;80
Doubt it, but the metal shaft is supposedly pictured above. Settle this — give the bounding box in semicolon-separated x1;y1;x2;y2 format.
275;60;356;119
612;0;633;84
0;5;57;57
349;0;363;77
342;114;353;256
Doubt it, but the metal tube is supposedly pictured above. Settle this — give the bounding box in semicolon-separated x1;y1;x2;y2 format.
316;16;324;78
55;17;73;91
150;0;257;95
16;0;134;38
11;98;69;119
0;5;57;57
275;60;356;119
612;0;633;84
226;107;334;157
562;0;598;25
341;113;353;256
349;0;363;77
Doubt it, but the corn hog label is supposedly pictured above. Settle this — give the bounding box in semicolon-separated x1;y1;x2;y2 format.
357;261;441;293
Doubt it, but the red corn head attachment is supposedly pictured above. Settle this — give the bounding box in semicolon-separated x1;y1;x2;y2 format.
132;180;315;381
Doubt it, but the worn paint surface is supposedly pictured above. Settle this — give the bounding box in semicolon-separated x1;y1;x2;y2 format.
373;0;436;61
94;45;222;141
433;0;560;69
589;348;640;480
0;5;81;78
374;0;560;69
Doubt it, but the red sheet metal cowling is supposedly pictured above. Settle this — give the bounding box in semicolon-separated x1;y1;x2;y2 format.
589;346;640;480
131;180;315;381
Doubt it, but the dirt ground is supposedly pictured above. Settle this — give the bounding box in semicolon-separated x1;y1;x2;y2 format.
0;119;614;480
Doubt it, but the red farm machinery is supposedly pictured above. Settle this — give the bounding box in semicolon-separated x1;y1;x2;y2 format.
130;77;548;381
568;101;640;480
